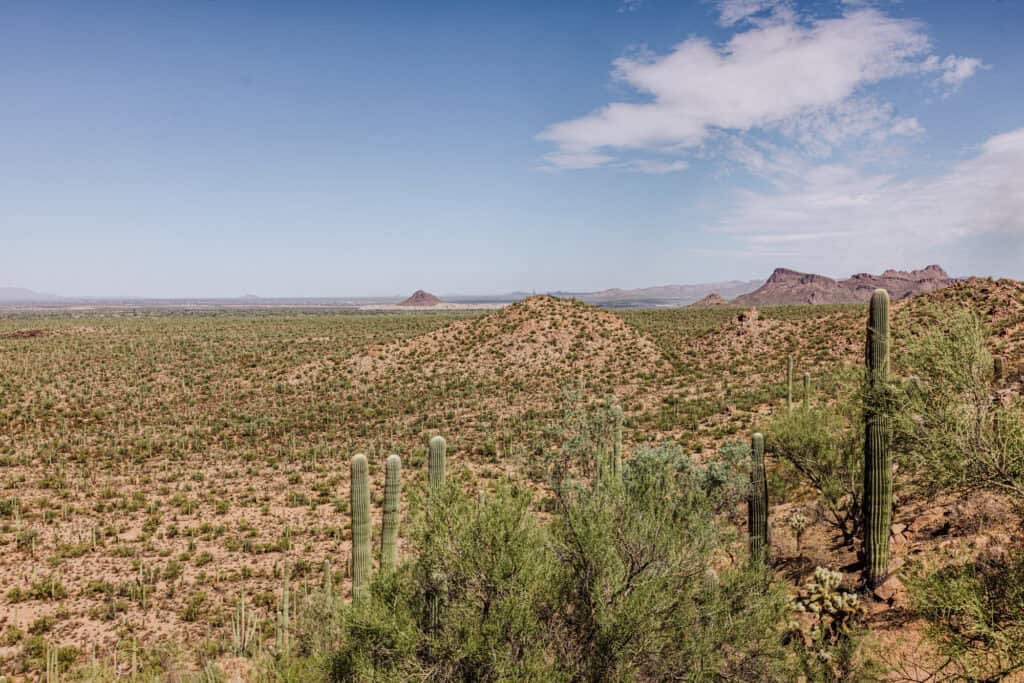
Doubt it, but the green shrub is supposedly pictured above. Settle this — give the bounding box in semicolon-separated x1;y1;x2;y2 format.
908;548;1024;680
280;446;796;682
767;393;863;545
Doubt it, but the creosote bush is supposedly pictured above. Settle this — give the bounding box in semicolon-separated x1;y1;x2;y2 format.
767;393;863;546
283;444;796;682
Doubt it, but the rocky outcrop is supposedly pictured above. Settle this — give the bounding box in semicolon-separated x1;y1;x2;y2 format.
732;266;956;306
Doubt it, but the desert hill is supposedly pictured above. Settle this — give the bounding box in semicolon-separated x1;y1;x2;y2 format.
689;292;731;308
398;290;442;307
733;265;956;306
348;295;672;408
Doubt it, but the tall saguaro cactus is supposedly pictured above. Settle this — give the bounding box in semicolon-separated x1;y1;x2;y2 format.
429;436;447;493
803;372;811;407
611;403;624;480
380;454;402;573
787;354;794;414
863;289;893;588
350;453;371;601
748;432;768;564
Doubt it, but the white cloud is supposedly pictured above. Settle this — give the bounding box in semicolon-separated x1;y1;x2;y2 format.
714;0;792;26
616;159;690;174
538;8;981;170
716;128;1024;271
922;54;987;91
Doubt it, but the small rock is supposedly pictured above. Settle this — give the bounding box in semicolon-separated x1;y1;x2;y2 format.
872;575;906;607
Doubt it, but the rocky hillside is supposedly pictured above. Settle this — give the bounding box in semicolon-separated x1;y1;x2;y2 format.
689;293;731;308
398;290;442;307
733;265;956;306
348;295;671;408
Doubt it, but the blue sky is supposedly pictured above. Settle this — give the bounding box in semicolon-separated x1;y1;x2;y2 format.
1;0;1022;297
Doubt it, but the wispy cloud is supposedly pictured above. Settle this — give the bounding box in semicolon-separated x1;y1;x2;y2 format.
538;7;981;170
714;0;792;26
716;128;1024;271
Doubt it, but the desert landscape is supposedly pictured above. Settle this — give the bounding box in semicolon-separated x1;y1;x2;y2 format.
5;0;1024;680
3;268;1024;680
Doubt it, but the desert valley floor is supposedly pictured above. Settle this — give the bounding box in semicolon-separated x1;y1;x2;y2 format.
2;278;1024;679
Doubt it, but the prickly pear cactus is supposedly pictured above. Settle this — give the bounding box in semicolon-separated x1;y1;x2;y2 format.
863;289;892;588
380;454;402;572
350;453;371;601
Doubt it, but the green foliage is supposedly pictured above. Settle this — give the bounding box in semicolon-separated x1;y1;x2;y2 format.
768;395;863;545
325;482;553;681
282;445;795;682
908;548;1024;680
894;305;1024;499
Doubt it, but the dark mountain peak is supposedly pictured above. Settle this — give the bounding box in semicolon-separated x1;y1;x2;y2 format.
398;290;443;307
766;268;836;286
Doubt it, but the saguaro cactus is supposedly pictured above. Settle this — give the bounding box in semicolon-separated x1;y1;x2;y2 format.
863;289;892;588
748;432;768;564
787;354;794;414
611;403;624;480
803;372;811;407
350;453;371;601
429;436;446;493
380;454;402;572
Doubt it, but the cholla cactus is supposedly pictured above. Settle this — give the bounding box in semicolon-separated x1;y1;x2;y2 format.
790;567;866;644
787;509;810;555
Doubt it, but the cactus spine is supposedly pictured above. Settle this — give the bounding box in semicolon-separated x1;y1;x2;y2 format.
748;432;768;564
863;289;892;588
350;453;371;601
787;354;794;413
429;436;447;493
380;454;402;573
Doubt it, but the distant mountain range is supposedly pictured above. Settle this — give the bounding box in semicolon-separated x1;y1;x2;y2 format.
0;266;961;308
732;265;956;306
548;280;763;307
0;286;61;302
